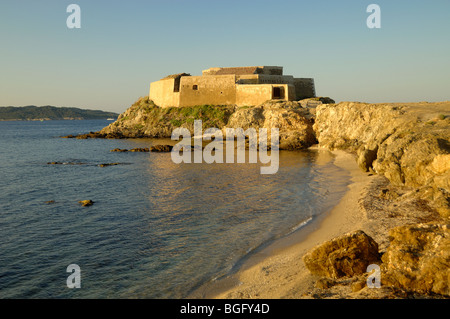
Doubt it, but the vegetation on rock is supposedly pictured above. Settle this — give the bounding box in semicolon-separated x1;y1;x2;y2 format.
99;96;319;150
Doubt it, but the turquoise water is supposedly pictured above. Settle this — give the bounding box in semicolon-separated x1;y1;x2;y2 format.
0;120;350;298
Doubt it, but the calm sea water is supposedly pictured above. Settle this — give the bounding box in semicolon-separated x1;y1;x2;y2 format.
0;120;350;298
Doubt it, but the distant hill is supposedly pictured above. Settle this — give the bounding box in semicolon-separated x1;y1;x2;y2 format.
0;105;119;121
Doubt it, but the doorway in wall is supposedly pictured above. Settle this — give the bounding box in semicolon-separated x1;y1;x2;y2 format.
272;86;285;99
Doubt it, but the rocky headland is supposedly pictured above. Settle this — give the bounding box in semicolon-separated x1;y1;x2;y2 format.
68;97;323;150
64;97;450;298
0;105;118;121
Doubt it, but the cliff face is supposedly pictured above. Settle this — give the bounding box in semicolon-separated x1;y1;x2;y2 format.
314;101;450;218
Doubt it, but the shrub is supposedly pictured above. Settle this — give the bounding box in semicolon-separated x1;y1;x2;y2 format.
170;119;182;127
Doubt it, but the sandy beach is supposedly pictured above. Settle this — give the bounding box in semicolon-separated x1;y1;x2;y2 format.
190;147;444;299
188;148;371;298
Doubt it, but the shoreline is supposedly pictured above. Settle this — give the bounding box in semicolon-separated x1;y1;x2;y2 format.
189;148;375;299
0;118;115;121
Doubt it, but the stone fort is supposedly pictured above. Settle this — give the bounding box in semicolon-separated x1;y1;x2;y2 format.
149;66;315;108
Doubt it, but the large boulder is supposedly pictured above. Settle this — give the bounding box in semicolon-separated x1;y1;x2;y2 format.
381;223;450;296
303;230;380;279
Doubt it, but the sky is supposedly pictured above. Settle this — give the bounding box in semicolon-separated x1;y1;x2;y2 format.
0;0;449;113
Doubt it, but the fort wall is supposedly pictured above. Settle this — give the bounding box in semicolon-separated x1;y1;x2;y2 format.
149;79;180;107
235;84;294;106
293;78;315;100
178;75;236;106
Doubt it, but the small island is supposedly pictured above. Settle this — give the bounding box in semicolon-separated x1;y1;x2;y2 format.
0;105;119;121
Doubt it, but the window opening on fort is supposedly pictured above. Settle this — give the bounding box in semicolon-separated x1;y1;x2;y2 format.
193;85;198;90
173;77;181;92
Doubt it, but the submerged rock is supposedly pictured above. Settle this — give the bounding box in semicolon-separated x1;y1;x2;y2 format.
98;163;121;167
110;148;150;152
381;222;450;296
303;230;380;279
47;161;85;165
61;132;124;139
129;148;150;152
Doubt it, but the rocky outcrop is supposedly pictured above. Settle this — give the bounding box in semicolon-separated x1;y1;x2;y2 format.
99;97;235;139
314;102;450;217
381;223;450;296
75;97;320;150
303;230;380;279
303;221;450;298
225;101;317;150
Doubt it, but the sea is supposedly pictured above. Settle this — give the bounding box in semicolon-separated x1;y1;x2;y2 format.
0;120;350;298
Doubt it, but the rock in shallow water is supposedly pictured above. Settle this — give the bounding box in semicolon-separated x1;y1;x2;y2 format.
150;145;173;152
98;163;121;167
110;148;150;152
78;200;94;207
130;148;150;152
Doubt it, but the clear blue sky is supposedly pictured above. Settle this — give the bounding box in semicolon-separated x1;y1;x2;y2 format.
1;0;449;113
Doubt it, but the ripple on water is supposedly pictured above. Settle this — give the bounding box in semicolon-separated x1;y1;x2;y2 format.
0;121;350;298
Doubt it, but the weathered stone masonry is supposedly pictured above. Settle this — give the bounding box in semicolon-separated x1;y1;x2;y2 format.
149;66;315;107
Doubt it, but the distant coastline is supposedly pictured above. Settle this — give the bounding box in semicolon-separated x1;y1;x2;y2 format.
0;105;119;121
